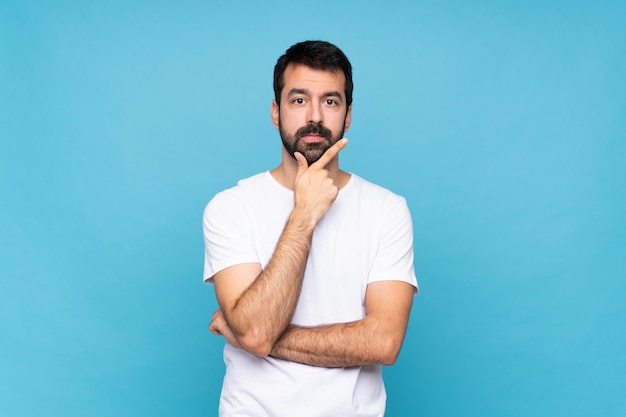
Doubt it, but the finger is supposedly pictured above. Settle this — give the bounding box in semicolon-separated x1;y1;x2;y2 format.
294;151;309;175
312;138;348;168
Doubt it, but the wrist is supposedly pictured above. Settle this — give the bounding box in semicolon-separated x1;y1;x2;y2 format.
289;205;319;232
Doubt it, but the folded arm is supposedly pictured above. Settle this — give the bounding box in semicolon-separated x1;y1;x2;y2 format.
211;211;314;357
209;141;348;357
269;280;414;367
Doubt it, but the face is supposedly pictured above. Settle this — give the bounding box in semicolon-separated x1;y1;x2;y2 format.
272;64;352;165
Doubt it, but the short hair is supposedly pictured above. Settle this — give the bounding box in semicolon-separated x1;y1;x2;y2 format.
273;40;353;108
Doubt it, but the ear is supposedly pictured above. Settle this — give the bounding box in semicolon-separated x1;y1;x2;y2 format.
343;104;352;132
271;99;280;129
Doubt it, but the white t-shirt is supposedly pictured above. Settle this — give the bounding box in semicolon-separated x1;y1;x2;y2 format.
203;172;418;417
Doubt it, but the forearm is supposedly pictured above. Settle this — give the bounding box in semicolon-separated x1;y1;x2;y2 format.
269;316;405;367
213;140;348;356
226;208;316;355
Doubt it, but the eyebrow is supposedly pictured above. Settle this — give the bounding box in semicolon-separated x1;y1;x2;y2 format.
287;88;344;101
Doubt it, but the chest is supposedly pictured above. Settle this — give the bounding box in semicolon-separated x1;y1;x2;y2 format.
251;193;382;325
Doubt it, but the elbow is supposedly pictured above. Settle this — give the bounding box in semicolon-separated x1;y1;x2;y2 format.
379;335;404;366
237;332;274;357
380;350;399;366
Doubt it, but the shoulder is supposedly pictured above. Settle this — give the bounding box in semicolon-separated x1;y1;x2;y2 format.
346;174;408;208
203;172;273;239
340;175;413;230
204;172;270;212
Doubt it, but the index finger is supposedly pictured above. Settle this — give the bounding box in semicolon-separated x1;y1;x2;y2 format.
312;138;348;168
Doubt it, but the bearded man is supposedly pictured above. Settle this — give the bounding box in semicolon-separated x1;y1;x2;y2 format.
203;40;418;417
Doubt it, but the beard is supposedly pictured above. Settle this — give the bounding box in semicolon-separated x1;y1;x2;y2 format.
279;120;345;166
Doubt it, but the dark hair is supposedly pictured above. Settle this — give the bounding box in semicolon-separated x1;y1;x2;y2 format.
273;40;353;108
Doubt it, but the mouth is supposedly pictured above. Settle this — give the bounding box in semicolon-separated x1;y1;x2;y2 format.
301;134;325;143
295;123;332;144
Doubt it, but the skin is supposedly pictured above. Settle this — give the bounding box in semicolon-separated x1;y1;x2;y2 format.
209;63;415;367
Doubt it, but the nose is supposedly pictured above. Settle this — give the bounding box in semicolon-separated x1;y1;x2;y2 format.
307;102;322;124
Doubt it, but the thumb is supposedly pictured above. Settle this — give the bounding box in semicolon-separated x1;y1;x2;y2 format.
294;152;309;175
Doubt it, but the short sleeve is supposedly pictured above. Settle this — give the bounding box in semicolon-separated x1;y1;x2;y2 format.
367;197;419;293
202;189;260;284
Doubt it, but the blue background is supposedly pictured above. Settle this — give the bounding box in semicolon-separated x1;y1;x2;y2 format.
1;1;625;416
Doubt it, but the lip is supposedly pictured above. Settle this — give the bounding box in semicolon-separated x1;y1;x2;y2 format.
301;134;324;143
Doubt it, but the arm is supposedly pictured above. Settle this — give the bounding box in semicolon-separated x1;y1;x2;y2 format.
210;210;314;357
268;280;415;367
209;139;348;357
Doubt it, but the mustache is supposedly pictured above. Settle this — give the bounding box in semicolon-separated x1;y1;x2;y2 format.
295;123;333;141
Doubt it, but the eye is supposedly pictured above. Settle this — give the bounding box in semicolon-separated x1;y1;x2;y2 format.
292;97;306;105
325;99;338;106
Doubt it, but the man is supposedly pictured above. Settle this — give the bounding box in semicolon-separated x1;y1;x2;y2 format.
203;40;418;417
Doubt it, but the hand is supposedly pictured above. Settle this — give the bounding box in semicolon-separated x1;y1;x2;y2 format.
209;309;242;349
293;138;348;224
